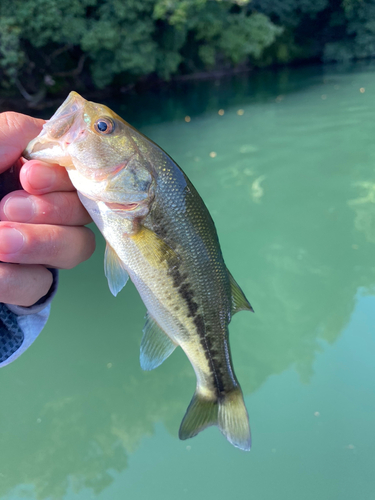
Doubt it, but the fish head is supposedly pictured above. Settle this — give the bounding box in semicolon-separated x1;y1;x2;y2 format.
25;91;154;207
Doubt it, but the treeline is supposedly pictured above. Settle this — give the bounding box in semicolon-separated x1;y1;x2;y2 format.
0;0;374;102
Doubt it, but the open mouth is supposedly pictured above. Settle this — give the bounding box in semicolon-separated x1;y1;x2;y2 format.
23;136;65;161
25;140;62;156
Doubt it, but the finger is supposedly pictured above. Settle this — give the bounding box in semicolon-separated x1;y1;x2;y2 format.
0;112;44;173
0;222;96;269
20;160;75;194
0;190;92;226
0;263;53;307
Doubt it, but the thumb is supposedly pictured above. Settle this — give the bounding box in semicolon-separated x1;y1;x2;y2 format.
0;112;45;173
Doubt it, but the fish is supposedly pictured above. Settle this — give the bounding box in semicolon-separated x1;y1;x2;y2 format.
24;91;253;451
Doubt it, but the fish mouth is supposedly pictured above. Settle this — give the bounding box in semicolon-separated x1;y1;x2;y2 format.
24;91;86;165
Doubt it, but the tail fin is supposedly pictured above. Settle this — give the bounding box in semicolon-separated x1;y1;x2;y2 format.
218;388;251;451
179;387;251;451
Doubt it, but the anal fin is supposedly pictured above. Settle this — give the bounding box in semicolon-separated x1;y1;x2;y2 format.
140;313;177;371
104;243;129;296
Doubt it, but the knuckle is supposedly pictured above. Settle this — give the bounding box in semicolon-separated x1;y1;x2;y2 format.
54;227;95;269
48;227;64;259
84;228;96;258
59;192;76;221
1;112;18;130
67;227;96;268
43;192;83;224
36;225;63;264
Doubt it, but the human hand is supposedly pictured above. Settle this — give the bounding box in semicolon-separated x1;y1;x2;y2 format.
0;112;95;307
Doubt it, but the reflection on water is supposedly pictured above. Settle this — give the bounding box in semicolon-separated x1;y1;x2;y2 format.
349;181;375;243
1;62;375;500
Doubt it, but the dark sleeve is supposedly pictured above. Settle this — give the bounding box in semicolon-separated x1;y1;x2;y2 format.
0;269;58;367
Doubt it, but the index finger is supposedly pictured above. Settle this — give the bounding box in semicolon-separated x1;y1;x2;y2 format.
0;112;44;174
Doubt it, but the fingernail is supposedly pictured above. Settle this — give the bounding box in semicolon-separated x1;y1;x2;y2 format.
0;227;25;254
27;164;56;190
3;195;35;222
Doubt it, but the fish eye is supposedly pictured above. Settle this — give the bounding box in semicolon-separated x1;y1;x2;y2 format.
94;118;114;134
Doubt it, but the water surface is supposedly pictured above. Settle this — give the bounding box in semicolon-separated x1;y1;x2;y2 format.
1;63;375;500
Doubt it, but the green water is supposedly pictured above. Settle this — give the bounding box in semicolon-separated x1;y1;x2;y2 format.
1;63;375;499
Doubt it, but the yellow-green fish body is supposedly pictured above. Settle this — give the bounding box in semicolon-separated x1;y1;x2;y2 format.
25;92;253;450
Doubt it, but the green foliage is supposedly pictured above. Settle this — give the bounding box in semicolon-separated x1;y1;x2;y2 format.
155;1;282;70
2;0;375;99
324;0;375;61
0;17;23;80
218;14;283;63
0;0;282;96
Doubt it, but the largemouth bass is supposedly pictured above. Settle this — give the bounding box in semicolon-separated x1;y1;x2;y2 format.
25;92;253;451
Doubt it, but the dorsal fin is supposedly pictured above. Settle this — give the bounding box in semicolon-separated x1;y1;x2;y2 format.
140;312;177;371
228;270;254;315
104;243;129;296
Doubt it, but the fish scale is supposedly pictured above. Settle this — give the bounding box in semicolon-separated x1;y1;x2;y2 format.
25;91;253;451
146;159;233;388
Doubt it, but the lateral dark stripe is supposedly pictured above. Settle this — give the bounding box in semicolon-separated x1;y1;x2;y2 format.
155;210;230;396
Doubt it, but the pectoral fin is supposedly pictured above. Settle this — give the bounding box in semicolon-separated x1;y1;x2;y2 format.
140;313;177;371
104;243;129;296
228;270;254;314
